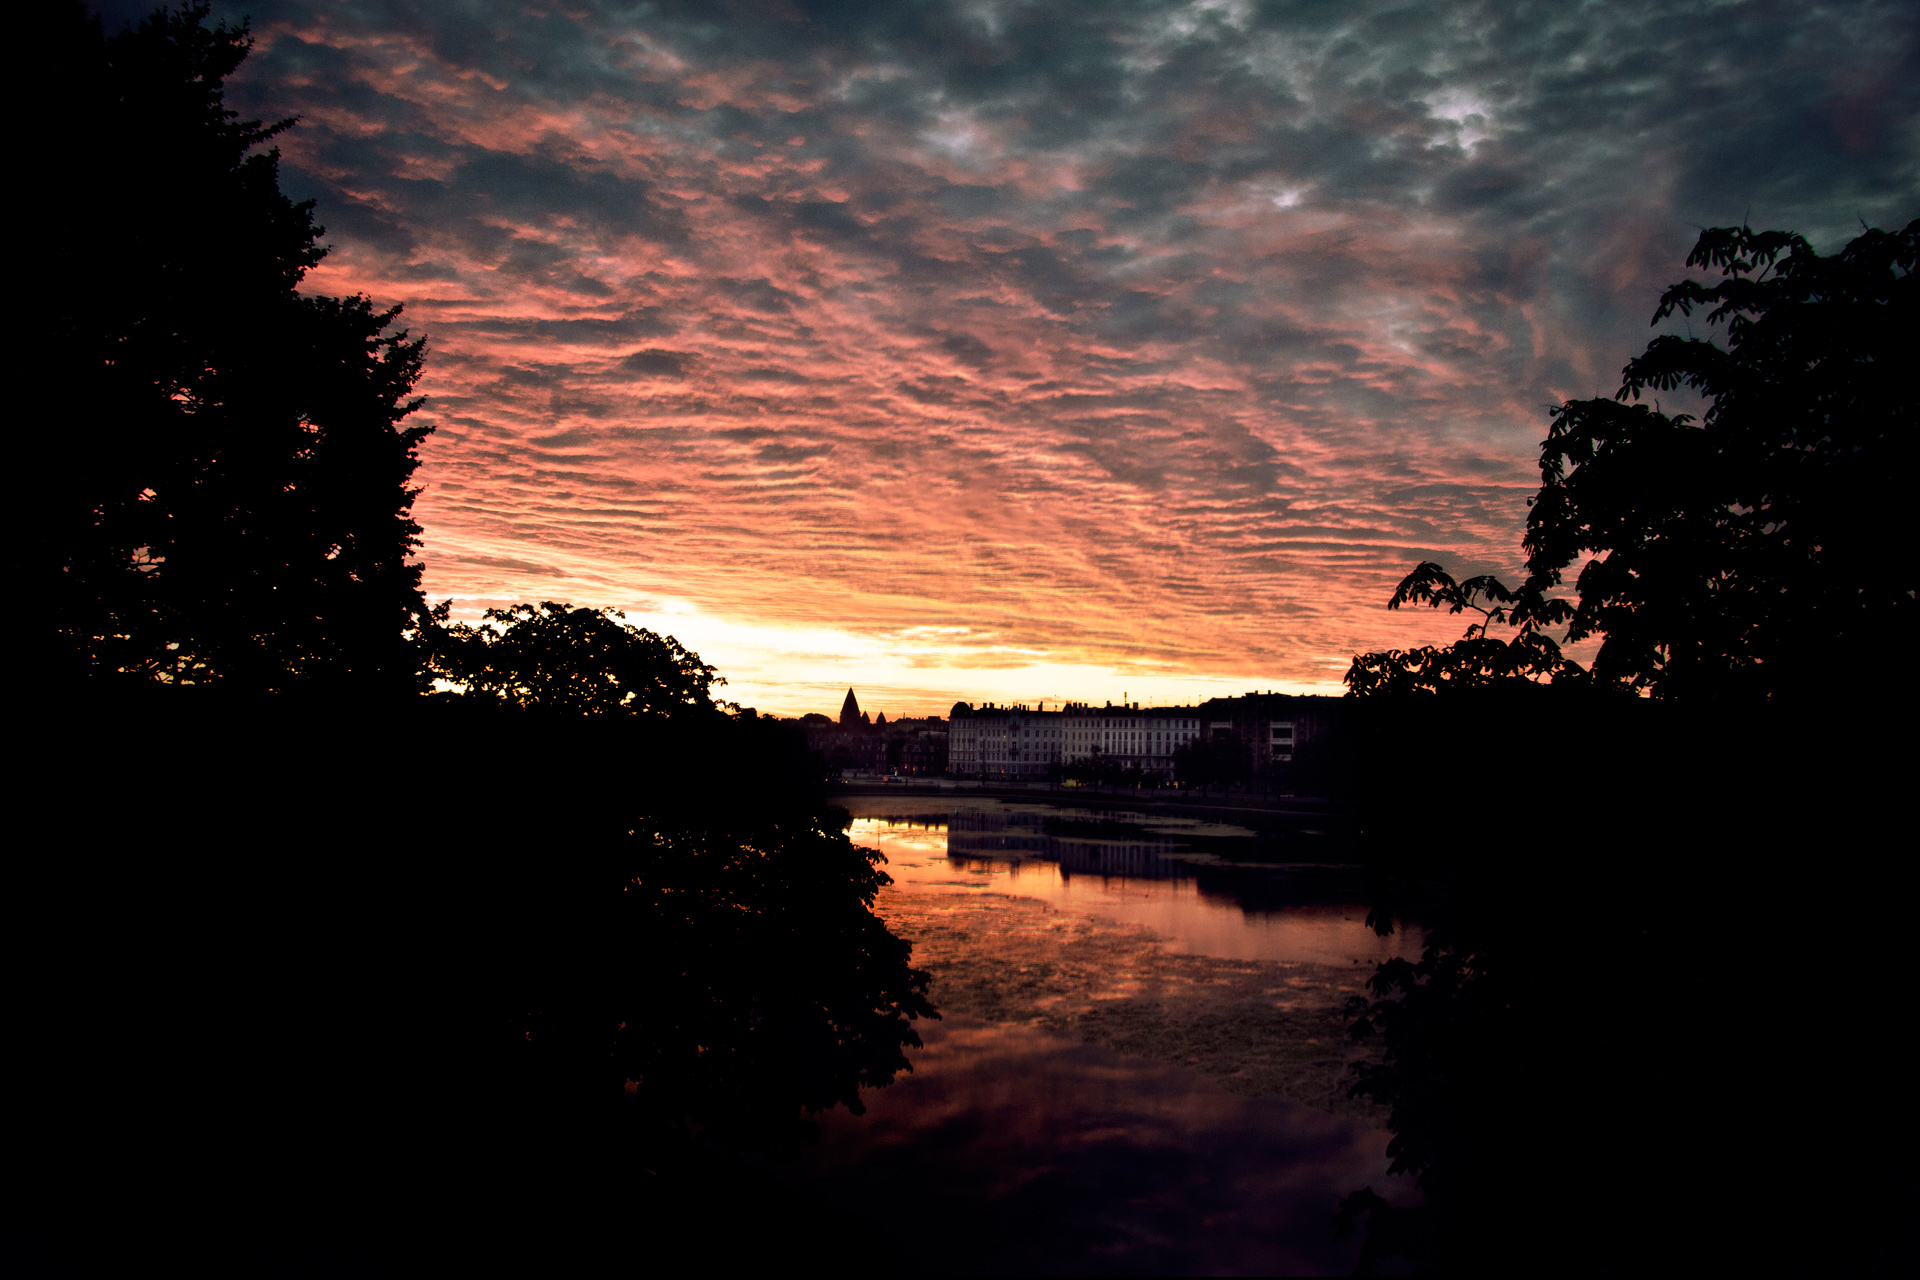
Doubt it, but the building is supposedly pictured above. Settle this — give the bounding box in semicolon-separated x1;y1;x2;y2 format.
949;700;1211;782
947;691;1346;785
1058;702;1205;779
812;687;1342;788
802;690;947;776
1193;692;1342;771
947;702;1064;781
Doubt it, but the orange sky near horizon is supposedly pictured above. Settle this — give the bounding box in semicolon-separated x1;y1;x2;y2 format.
188;0;1915;717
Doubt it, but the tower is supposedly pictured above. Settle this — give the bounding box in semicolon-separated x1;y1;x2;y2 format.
840;687;861;726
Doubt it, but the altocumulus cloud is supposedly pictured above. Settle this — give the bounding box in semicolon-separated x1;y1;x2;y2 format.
94;0;1920;699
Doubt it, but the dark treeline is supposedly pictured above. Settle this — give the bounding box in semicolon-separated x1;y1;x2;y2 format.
1336;219;1917;1273
15;7;930;1272
17;696;934;1270
1340;692;1908;1273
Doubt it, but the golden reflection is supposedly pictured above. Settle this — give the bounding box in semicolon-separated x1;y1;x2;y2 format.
848;815;1420;966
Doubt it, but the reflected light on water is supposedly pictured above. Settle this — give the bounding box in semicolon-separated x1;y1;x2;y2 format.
850;817;1421;966
818;802;1420;1272
801;1016;1405;1275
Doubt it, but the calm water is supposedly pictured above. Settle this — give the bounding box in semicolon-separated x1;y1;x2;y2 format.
785;795;1422;1275
849;801;1420;966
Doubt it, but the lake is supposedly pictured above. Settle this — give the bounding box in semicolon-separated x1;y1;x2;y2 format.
785;794;1423;1274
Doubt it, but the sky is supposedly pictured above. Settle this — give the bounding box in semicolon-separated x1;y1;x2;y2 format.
98;1;1917;715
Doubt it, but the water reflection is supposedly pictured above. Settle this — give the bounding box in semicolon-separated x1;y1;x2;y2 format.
847;799;1421;966
795;794;1422;1272
799;1017;1406;1275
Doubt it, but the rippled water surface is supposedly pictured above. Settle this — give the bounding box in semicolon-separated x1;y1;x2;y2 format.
785;795;1422;1275
849;802;1420;966
801;1018;1401;1275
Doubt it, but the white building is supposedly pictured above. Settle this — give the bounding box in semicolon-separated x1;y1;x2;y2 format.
943;693;1335;783
947;702;1063;781
1060;702;1203;778
947;700;1208;781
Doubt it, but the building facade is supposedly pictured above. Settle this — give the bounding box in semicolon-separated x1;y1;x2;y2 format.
949;700;1219;781
947;692;1343;783
810;689;1341;787
1193;693;1341;770
947;702;1063;781
1057;702;1206;779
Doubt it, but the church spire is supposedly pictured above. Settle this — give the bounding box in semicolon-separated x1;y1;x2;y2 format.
840;687;861;726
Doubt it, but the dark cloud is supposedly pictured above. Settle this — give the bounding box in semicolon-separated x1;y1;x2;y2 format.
736;366;814;384
452;310;678;344
713;278;801;313
620;348;696;377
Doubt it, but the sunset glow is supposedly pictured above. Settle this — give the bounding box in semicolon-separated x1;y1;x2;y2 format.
171;0;1913;714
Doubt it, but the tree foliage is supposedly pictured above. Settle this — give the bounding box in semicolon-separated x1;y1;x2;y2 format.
28;4;431;691
428;601;723;715
1173;733;1252;794
1343;563;1581;696
16;695;939;1268
16;9;940;1270
1333;220;1920;1274
1349;219;1917;700
592;758;936;1140
1525;220;1917;697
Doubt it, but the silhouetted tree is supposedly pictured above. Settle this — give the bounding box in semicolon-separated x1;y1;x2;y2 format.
1343;562;1582;696
1264;721;1349;799
14;10;938;1272
1334;220;1920;1274
1525;221;1917;698
592;748;936;1143
27;3;430;692
1174;733;1251;795
1173;739;1207;792
14;693;938;1271
427;601;722;715
1060;757;1100;788
1350;219;1917;702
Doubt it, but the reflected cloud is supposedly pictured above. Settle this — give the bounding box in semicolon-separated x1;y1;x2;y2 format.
841;798;1418;1126
802;1017;1412;1274
849;808;1420;965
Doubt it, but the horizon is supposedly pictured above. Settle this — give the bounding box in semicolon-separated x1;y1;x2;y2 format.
769;684;1325;720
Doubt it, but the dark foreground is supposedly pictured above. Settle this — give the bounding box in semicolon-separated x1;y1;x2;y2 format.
11;691;1918;1275
799;1017;1398;1275
11;691;928;1274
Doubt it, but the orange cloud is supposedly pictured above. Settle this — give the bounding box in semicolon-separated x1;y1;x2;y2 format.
200;0;1912;714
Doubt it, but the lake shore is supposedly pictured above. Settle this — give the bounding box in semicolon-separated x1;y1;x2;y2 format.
833;779;1347;826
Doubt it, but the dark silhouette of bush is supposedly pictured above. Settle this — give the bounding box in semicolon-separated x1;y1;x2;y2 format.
427;600;723;715
1350;219;1916;702
1335;220;1918;1274
1174;733;1253;796
12;690;936;1273
1344;562;1585;696
1530;222;1917;698
13;13;936;1273
27;3;431;693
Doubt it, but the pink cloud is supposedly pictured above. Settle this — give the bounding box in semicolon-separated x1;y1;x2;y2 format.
207;0;1910;712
